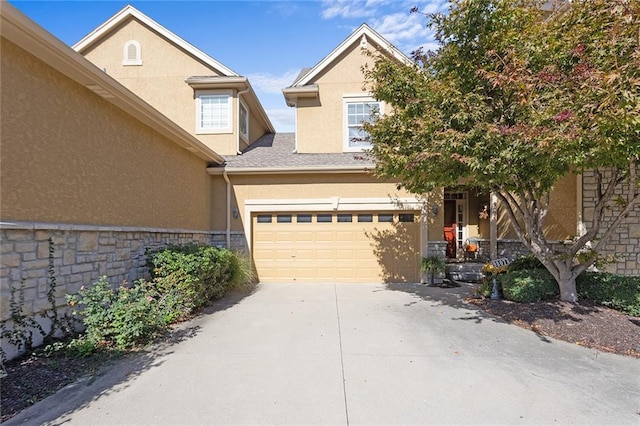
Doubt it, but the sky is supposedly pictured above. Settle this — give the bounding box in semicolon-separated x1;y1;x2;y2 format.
9;0;449;132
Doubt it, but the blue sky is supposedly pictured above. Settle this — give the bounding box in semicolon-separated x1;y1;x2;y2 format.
10;0;448;132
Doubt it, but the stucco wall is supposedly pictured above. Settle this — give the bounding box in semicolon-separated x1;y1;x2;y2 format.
81;18;268;155
296;41;380;154
497;174;578;240
1;38;214;229
217;173;425;230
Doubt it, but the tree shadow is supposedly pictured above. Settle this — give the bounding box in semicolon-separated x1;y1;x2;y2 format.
384;282;558;344
4;286;256;426
366;221;421;283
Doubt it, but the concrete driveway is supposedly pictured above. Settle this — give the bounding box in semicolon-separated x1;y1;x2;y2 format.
7;283;640;425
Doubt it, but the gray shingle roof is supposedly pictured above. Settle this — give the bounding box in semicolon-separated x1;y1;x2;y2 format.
221;133;375;169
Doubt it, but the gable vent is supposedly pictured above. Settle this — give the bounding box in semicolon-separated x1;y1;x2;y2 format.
360;35;368;50
123;40;142;66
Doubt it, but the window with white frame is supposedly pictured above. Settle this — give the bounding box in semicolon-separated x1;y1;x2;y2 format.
122;40;142;66
196;90;232;134
239;101;249;140
343;96;382;151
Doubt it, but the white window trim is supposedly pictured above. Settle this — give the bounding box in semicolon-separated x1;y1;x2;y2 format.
122;40;142;66
239;100;249;141
343;94;383;152
195;89;233;134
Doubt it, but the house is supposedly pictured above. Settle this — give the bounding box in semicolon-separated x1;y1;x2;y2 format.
75;9;430;284
0;3;227;358
2;0;637;352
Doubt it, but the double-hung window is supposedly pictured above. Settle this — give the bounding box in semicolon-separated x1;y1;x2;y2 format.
343;95;382;152
196;90;232;134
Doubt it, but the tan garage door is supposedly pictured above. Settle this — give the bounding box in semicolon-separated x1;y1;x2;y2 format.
252;211;420;283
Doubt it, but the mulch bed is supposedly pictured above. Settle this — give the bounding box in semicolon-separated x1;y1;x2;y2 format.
467;297;640;358
0;352;120;423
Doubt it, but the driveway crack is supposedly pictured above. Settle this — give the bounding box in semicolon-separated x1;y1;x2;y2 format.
334;283;350;425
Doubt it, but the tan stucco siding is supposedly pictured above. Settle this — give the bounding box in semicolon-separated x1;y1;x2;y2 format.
81;19;242;155
216;173;417;232
1;38;213;230
497;174;578;240
297;42;380;154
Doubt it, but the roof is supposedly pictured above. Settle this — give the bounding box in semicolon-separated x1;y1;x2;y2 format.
1;3;224;164
73;5;238;77
287;23;412;89
209;134;375;174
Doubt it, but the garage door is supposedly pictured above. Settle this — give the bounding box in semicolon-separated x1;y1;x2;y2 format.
252;211;420;283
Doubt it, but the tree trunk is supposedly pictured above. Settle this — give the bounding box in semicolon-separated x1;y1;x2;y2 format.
556;268;578;302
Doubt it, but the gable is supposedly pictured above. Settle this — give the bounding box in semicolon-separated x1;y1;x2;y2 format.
74;5;236;76
291;24;410;88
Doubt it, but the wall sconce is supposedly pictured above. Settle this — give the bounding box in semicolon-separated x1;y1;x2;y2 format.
232;208;239;219
431;205;439;216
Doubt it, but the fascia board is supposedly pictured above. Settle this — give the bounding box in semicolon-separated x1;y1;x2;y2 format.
1;4;225;164
294;23;412;87
72;5;238;77
207;165;373;175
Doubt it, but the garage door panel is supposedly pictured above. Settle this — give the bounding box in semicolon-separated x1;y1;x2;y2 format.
253;212;420;283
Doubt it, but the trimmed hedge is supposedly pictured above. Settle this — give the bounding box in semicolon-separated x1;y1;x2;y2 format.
577;272;640;317
500;269;559;302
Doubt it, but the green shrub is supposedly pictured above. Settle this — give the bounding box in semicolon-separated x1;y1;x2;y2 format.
68;277;168;349
147;244;252;319
508;254;545;272
500;269;559;302
577;272;640;317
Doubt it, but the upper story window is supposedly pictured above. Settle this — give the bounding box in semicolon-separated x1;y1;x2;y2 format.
122;40;142;66
239;101;249;141
343;95;382;152
196;90;232;134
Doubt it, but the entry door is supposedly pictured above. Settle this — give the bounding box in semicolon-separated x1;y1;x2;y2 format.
444;192;468;257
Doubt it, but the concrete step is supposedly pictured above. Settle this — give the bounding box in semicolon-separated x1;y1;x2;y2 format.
445;262;484;283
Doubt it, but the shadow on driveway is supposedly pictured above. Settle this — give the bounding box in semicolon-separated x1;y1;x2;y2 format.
4;286;258;426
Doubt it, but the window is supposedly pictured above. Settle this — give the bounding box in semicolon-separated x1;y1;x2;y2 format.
358;214;373;223
337;214;352;223
343;96;382;151
277;214;292;223
399;213;415;223
317;214;332;223
239;101;249;140
123;40;142;66
257;215;272;223
297;214;312;223
378;213;393;223
196;90;232;134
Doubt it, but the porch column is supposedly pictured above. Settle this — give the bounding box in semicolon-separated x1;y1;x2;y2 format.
490;192;498;260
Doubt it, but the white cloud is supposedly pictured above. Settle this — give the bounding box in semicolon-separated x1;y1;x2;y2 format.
321;0;447;54
321;0;383;19
369;1;447;54
246;69;302;95
266;108;296;133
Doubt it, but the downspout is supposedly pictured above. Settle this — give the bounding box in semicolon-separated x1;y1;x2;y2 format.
292;101;298;153
236;86;250;155
223;170;231;248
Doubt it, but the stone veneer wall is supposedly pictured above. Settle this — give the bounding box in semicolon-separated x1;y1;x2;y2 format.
582;170;640;275
0;222;246;359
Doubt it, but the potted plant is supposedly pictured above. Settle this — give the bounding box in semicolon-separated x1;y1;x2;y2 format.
421;255;446;285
